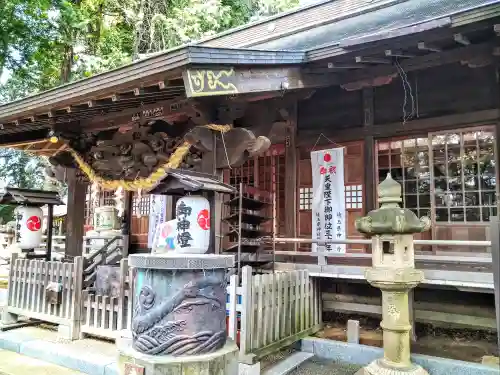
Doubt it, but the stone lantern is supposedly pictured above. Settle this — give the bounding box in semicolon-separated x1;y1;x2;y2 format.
354;174;431;375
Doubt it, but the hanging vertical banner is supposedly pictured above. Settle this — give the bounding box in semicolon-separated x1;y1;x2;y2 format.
148;195;167;248
311;148;346;254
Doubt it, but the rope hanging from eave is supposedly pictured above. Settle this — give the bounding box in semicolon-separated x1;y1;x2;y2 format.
66;124;231;192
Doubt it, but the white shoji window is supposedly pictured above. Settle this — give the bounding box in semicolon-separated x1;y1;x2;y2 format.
345;185;363;209
299;187;313;210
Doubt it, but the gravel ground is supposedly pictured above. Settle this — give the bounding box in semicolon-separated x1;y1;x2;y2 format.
289;357;362;375
260;346;298;371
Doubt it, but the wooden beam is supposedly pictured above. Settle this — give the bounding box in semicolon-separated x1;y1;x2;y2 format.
337;42;495;86
284;102;298;251
81;98;190;130
362;88;375;216
417;42;441;52
328;63;367;69
454;33;470;46
298;109;500;144
355;56;391;64
182;66;337;98
385;49;415;58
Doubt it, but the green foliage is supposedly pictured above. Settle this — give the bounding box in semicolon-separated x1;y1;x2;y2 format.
0;149;45;189
0;0;52;73
0;0;299;216
0;149;47;223
1;0;135;101
0;205;15;225
1;0;299;101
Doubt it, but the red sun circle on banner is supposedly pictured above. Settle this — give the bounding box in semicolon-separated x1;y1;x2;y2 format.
197;209;210;230
26;216;41;231
323;153;332;162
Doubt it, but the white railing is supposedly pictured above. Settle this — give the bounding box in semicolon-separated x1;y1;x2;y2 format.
226;266;322;364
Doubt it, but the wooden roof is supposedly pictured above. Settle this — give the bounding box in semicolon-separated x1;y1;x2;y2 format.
1;0;500;149
0;187;64;206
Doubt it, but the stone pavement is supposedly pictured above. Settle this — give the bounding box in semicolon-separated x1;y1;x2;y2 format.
0;327;119;375
0;348;87;375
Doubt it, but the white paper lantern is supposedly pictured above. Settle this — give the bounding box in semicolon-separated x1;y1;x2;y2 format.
14;206;43;250
174;196;210;254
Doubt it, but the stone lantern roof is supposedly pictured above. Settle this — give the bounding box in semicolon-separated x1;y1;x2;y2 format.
355;173;431;236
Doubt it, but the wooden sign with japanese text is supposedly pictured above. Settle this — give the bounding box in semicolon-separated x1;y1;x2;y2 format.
311;148;346;254
182;67;306;97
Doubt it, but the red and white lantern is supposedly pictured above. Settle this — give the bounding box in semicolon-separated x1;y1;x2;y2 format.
14;206;43;250
174;196;210;254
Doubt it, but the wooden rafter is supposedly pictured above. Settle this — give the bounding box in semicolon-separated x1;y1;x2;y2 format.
1;139;67;157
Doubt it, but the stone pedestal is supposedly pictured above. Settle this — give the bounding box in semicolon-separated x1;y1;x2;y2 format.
354;174;431;375
117;339;238;375
128;253;234;357
355;269;428;375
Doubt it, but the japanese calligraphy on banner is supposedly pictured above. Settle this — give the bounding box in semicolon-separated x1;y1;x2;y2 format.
311;148;346;254
148;195;167;248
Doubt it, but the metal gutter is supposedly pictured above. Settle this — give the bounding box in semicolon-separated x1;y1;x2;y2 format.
0;47;305;123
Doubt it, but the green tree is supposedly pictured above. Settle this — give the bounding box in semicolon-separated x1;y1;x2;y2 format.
0;0;52;74
0;149;47;223
0;0;299;221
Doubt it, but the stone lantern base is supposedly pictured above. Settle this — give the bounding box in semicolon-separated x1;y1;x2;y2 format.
355;358;429;375
117;338;239;375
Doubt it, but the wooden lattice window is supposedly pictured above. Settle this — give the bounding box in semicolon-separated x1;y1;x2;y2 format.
299;187;313;210
345;185;363;209
376;128;497;223
132;194;151;216
431;129;496;222
377;137;431;219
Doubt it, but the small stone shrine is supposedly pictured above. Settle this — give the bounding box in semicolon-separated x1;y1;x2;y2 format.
354;174;431;375
117;170;238;375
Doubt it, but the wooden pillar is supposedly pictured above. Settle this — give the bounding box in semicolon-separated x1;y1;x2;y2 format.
200;133;221;254
65;169;86;260
362;88;376;214
494;67;500;351
285;103;298;250
490;216;500;353
121;191;133;256
45;205;54;261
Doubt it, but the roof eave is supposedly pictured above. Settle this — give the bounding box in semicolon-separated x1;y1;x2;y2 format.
0;46;306;124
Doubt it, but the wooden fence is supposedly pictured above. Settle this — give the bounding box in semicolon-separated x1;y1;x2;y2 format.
4;253;83;339
227;266;322;364
4;257;322;360
81;258;132;339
